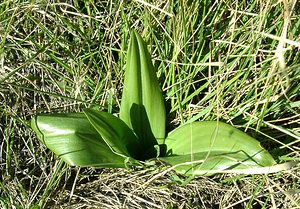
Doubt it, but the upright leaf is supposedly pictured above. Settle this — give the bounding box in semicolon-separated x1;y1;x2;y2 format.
31;113;127;167
84;109;143;160
161;121;276;175
120;31;166;150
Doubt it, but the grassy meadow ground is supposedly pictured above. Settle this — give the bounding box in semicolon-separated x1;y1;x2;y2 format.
1;0;300;208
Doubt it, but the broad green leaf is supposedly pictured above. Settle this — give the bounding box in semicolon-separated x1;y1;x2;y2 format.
120;30;166;149
31;113;127;167
161;121;276;175
84;109;143;160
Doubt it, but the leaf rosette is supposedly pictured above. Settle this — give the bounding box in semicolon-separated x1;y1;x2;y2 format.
31;31;276;176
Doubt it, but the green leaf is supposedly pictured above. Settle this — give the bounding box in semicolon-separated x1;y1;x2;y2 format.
161;121;276;175
120;30;166;150
83;108;143;160
31;113;127;167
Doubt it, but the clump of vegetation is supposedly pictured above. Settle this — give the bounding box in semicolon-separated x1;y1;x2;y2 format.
31;31;276;175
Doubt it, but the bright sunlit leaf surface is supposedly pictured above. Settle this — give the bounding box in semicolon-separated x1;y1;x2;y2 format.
160;121;276;175
84;109;143;159
31;113;127;167
120;30;166;150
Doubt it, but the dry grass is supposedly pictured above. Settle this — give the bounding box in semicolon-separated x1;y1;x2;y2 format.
48;166;300;208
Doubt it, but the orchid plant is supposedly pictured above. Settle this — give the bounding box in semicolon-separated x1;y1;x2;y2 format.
31;30;276;175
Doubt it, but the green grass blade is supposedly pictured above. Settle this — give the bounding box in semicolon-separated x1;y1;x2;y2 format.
84;108;143;160
31;113;126;168
120;31;166;149
161;121;276;175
